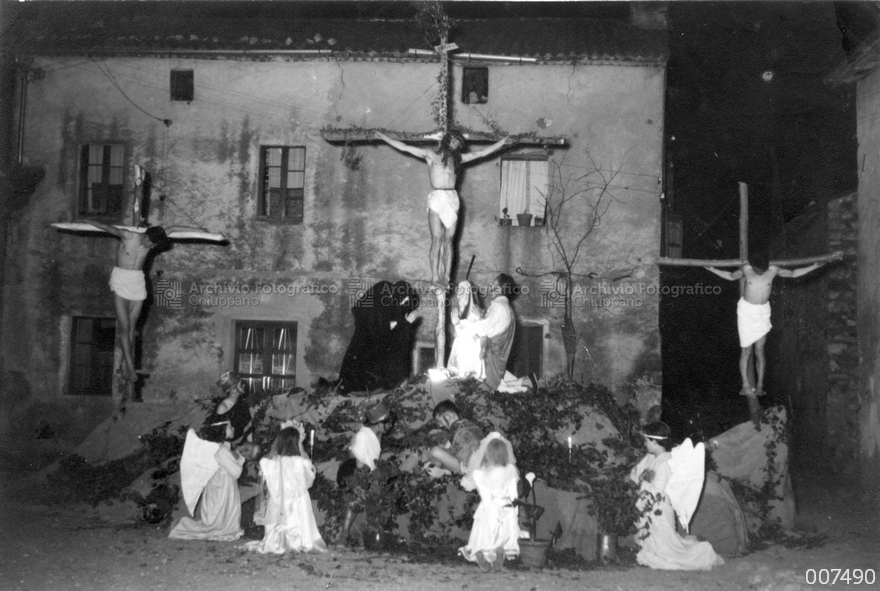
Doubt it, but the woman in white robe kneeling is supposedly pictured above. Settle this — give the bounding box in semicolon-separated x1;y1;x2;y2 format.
169;422;245;541
630;421;724;571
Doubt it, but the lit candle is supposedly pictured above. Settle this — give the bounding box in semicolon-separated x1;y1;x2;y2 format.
310;429;315;454
568;436;572;463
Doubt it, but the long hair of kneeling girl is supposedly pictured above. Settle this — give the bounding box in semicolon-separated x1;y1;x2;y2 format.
271;426;303;458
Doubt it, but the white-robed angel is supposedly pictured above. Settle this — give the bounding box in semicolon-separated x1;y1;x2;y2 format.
51;220;225;384
629;421;724;571
458;432;521;571
244;421;327;554
447;280;486;379
169;423;244;541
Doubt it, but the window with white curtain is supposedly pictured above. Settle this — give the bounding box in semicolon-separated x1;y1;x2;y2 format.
499;157;549;226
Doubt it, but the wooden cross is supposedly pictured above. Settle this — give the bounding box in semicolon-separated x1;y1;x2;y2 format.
657;181;843;419
322;27;565;370
52;166;226;408
658;183;843;269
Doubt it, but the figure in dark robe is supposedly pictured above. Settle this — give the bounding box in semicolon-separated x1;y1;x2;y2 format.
338;280;420;394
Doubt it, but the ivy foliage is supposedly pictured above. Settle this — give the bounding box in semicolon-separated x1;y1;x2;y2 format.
45;422;185;507
309;375;646;543
717;407;828;551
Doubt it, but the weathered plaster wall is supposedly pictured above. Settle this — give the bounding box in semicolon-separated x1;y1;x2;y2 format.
449;63;665;398
769;194;858;473
1;55;663;432
856;68;880;491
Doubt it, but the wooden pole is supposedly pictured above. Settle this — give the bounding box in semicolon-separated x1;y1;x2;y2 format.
738;182;762;418
739;182;748;296
435;286;446;369
440;34;450;136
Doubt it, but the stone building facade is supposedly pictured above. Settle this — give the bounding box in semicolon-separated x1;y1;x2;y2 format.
0;5;668;440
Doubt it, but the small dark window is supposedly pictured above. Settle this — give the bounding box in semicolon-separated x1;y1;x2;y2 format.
69;317;116;396
415;344;436;375
79;144;124;216
234;320;297;395
462;67;488;104
665;213;683;258
506;323;543;378
170;70;194;102
258;146;305;223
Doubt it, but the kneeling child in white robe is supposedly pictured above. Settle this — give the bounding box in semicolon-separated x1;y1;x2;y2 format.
244;422;327;554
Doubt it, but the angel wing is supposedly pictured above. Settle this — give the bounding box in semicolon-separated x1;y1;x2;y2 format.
666;438;706;533
180;429;221;515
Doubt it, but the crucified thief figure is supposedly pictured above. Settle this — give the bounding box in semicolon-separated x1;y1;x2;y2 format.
704;251;827;419
84;220;172;383
374;130;513;286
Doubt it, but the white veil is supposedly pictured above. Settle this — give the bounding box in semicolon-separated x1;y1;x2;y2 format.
461;431;517;491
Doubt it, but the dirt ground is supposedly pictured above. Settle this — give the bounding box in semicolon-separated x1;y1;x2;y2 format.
1;456;878;591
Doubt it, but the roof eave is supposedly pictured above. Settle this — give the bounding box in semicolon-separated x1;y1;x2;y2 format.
13;46;667;67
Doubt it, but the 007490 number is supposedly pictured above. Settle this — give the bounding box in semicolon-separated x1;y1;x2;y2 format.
805;569;876;585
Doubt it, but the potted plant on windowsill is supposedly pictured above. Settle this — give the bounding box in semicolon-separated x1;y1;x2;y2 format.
516;212;533;227
534;201;547;226
499;207;512;226
583;467;641;563
516;472;549;568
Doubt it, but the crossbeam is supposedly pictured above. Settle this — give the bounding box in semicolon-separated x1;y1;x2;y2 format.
51;222;226;242
321;127;567;146
657;251;844;268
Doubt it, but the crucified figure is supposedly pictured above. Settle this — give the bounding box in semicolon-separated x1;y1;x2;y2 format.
704;251;829;421
374;129;513;286
57;221;224;383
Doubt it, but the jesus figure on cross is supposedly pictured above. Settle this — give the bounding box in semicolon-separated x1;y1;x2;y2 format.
374;129;513;287
53;220;226;386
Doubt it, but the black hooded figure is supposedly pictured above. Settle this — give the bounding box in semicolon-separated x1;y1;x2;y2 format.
337;280;421;394
338;280;393;393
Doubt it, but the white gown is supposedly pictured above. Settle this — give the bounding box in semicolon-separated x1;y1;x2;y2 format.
447;318;485;379
169;444;244;541
244;455;327;554
630;453;724;570
458;464;521;564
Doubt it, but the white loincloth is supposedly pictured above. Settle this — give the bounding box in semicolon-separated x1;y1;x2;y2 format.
109;267;147;301
427;189;460;230
737;298;771;348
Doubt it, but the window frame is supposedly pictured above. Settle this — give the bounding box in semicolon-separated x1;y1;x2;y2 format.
78;143;126;217
170;69;194;102
68;316;116;397
505;320;547;379
499;154;549;226
233;320;298;396
461;66;489;104
257;146;306;224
